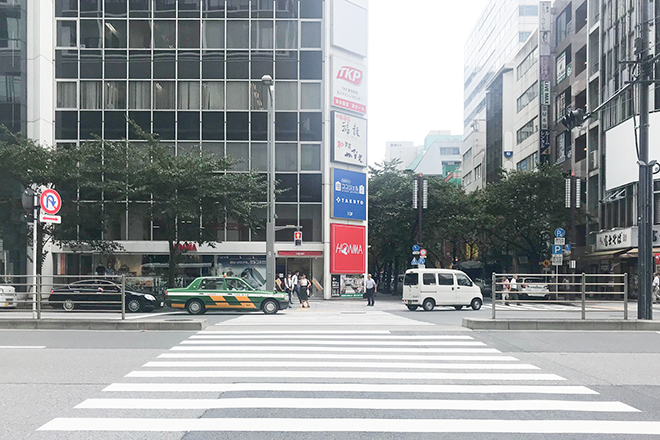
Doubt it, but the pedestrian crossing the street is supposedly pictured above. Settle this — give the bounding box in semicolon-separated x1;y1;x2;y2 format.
38;322;660;437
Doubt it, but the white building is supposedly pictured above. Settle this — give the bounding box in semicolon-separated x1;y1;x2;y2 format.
463;0;539;192
385;141;418;170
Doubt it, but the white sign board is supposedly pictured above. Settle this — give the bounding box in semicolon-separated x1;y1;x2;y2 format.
332;55;367;115
332;0;368;57
40;213;62;224
332;111;367;167
539;1;552;32
555;238;565;245
552;254;563;266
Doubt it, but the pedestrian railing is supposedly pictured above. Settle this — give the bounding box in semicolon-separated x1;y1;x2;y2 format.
491;273;629;320
0;274;128;319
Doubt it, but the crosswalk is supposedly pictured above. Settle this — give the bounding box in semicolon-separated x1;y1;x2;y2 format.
37;320;660;437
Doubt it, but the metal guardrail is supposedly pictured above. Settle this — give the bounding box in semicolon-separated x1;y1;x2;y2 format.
0;275;127;319
491;273;629;320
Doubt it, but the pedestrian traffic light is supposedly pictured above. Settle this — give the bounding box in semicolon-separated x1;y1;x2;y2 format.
294;230;302;246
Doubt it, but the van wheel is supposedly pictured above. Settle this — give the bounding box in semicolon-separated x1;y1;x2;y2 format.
454;305;463;310
471;298;483;311
406;305;418;311
422;298;435;311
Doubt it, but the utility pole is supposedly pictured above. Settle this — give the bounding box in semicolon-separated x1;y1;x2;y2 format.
637;0;653;320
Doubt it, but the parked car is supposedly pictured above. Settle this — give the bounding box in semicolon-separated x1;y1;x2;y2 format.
166;276;289;315
49;279;165;312
518;277;551;299
0;285;17;308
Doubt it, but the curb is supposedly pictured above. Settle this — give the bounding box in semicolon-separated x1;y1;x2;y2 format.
0;319;207;331
463;318;660;331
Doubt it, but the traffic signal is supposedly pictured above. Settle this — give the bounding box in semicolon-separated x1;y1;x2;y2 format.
21;188;36;222
294;230;302;246
561;108;586;130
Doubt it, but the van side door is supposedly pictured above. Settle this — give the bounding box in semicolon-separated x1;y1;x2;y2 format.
437;273;457;304
455;273;476;304
420;272;437;302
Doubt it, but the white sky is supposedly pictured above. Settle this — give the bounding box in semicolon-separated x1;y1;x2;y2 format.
367;0;490;165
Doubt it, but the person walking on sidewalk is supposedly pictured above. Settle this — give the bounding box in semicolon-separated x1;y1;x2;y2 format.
298;274;310;308
653;272;660;304
284;272;295;305
291;270;300;304
365;274;377;306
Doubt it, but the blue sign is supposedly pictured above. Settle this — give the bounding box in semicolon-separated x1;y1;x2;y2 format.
418;258;426;265
552;245;563;254
412;244;420;252
411;257;418;266
564;244;571;252
332;168;367;220
503;151;513;158
555;228;566;238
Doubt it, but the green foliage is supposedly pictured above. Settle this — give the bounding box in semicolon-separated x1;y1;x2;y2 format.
368;162;575;281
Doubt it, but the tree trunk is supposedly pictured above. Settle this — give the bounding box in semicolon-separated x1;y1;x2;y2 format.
168;239;178;288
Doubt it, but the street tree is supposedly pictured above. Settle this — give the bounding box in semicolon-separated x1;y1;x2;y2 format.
131;126;267;287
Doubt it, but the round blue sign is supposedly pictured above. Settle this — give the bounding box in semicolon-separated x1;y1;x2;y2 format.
418;258;426;265
412;244;420;252
554;228;566;238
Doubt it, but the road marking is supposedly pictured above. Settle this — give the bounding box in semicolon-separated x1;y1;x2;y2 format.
171;346;501;353
40;418;660;433
125;370;564;380
76;398;637;412
157;353;520;361
0;345;45;349
180;340;486;346
102;383;598;395
192;334;474;340
200;330;394;335
142;361;539;370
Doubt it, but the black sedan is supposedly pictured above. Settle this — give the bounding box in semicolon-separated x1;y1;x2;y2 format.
49;279;164;313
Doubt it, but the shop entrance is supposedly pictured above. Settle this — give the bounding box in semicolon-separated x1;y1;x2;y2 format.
276;256;324;294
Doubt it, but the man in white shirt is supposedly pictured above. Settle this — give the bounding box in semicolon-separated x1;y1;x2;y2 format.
284;272;295;304
510;275;521;305
365;274;377;306
653;273;659;304
291;271;300;304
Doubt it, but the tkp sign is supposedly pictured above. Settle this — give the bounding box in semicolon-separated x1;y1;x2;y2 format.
332;55;367;115
330;224;366;274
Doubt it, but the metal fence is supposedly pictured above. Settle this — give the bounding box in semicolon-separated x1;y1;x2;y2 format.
0;275;128;319
491;273;629;320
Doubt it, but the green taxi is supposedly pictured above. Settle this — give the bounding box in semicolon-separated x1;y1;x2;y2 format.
166;276;289;315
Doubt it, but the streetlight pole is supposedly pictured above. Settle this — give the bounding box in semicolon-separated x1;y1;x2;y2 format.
637;0;653;320
262;75;276;291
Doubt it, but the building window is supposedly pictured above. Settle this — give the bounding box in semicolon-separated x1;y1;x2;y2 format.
516;81;538;113
474;164;482;181
56;82;77;108
516;117;537;144
518;31;531;42
516;46;538;79
519;5;538;16
555;5;572;46
463;148;472;163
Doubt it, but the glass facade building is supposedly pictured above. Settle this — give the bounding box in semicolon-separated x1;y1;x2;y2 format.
49;0;331;282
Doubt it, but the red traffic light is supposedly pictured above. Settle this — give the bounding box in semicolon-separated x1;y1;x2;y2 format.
294;231;302;240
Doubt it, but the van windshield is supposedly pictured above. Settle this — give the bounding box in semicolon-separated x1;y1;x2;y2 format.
404;273;418;286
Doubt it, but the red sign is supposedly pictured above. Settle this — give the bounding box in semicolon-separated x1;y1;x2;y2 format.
336;66;363;85
330;224;366;274
279;251;323;257
177;242;198;252
294;231;302;240
40;189;62;215
655;253;660;265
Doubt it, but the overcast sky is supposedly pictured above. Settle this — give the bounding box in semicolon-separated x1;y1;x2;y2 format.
367;0;490;165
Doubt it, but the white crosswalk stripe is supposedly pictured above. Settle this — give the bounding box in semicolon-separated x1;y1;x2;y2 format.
37;322;651;437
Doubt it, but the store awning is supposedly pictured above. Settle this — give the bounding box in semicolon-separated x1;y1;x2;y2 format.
621;248;660;258
584;248;631;258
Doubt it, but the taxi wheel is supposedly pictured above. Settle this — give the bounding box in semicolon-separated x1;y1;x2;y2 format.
186;299;206;315
471;298;483;311
422;298;435;311
406;305;418;311
262;299;279;315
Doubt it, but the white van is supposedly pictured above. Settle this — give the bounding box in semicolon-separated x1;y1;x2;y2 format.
402;268;483;311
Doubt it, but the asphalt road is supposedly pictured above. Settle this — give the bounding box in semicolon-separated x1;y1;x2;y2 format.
2;297;660;439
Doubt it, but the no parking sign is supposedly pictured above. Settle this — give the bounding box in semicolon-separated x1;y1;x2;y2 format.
39;189;62;224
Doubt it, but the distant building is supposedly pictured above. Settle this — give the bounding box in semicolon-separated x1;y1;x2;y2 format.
385;141;418;170
463;0;539;192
